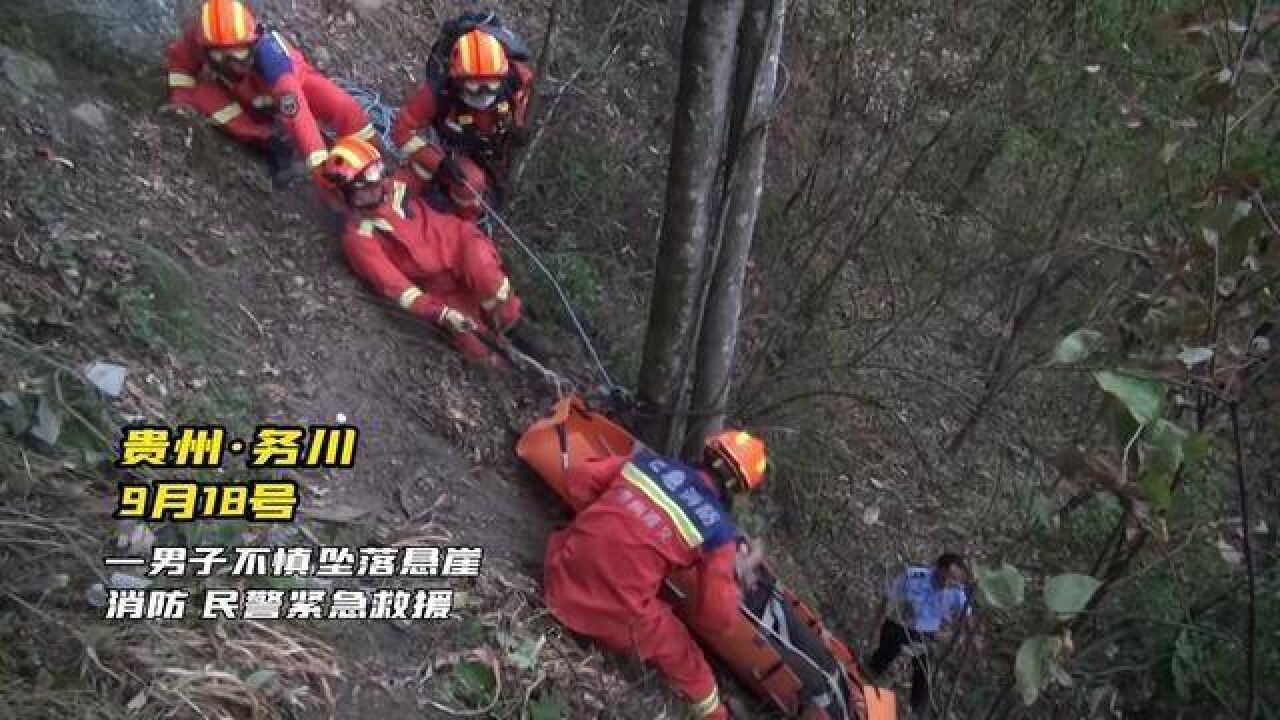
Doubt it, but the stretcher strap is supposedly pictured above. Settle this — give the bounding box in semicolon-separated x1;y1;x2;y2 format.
738;592;851;720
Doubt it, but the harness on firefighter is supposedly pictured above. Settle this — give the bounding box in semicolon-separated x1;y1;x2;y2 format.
425;9;528;156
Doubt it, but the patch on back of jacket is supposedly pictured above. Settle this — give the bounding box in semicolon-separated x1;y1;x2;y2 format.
622;449;736;551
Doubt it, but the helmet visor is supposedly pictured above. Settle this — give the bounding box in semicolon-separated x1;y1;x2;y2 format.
460;81;502;110
208;46;252;63
348;161;386;207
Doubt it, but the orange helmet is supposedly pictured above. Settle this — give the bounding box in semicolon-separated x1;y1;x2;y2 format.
322;136;386;208
706;430;768;492
198;0;259;48
450;29;510;82
322;136;381;185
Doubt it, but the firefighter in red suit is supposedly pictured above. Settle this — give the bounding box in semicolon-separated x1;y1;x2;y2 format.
165;0;376;180
391;17;533;221
318;136;550;367
544;431;771;720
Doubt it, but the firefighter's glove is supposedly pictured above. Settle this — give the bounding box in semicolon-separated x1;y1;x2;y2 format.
438;151;466;185
438;306;478;335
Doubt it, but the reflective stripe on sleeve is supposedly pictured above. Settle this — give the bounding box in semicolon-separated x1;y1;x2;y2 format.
391;181;408;218
168;72;197;88
354;124;377;142
398;286;423;310
480;277;511;311
307;150;329;169
412;162;433;181
210;103;244;124
399;135;427;156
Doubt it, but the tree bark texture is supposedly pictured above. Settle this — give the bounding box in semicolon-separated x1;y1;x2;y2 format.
636;0;743;451
683;0;788;457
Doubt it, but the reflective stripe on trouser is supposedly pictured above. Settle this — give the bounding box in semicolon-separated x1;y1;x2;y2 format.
619;603;721;719
692;687;722;717
168;72;197;88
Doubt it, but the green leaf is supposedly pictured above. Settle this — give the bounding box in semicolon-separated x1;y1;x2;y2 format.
0;391;33;437
245;669;276;689
1053;329;1103;364
529;694;567;720
31;394;61;446
1094;370;1165;424
1182;433;1212;466
1030;492;1057;530
1044;573;1101;621
1105;396;1141;449
975;562;1025;609
453;661;495;698
1176;346;1214;367
1140;420;1188;510
1139;469;1173;510
1149;420;1188;473
1015;635;1063;706
508;635;545;672
1171;629;1198;700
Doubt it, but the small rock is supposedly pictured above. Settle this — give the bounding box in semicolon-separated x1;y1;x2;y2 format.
70;101;110;133
109;572;152;589
0;45;58;99
116;522;156;556
84;361;128;397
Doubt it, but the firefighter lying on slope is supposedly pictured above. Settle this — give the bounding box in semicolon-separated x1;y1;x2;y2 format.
391;11;533;221
318;136;551;369
165;0;377;183
543;431;771;720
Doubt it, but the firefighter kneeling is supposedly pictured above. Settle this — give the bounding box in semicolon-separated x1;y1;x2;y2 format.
543;431;770;720
319;136;550;369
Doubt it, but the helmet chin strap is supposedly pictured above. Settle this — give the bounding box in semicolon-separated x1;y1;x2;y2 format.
349;182;386;209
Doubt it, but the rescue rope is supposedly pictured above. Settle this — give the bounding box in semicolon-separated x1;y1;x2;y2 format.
330;78;620;396
334;78;399;154
469;188;623;398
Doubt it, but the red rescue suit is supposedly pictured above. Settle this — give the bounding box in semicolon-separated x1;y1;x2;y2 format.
341;172;522;363
544;449;740;720
389;63;533;220
165;25;375;172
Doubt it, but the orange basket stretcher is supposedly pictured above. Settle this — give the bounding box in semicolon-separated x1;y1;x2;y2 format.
515;394;897;720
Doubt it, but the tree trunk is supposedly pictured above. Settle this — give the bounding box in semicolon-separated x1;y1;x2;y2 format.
682;0;788;457
636;0;744;451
